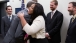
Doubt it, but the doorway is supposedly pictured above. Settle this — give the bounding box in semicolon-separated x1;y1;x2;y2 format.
0;2;7;43
0;2;7;34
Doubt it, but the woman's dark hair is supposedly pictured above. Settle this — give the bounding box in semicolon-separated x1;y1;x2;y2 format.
31;3;45;21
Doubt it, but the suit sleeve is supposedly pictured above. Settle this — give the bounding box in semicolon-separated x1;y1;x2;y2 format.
49;13;63;36
15;15;31;38
1;17;5;37
2;16;19;43
23;19;42;35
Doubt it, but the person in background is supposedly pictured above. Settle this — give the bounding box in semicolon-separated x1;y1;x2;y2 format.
1;6;15;38
2;1;35;43
18;3;48;43
65;2;76;43
45;0;63;43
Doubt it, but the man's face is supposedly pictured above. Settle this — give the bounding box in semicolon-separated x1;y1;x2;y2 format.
50;1;57;11
6;7;12;15
68;3;74;15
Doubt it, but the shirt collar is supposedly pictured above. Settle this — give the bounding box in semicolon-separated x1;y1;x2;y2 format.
7;14;12;18
73;14;76;19
51;9;56;14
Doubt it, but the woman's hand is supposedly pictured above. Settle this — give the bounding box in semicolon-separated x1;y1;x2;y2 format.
18;12;24;18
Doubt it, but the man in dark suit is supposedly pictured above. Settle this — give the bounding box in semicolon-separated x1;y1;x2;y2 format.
2;1;35;43
65;2;76;43
45;0;63;43
1;6;15;37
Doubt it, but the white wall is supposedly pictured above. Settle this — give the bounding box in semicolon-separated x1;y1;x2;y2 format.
9;0;32;15
9;0;76;43
38;0;76;43
7;2;9;5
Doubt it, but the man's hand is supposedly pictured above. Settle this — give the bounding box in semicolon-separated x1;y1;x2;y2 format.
45;33;49;37
45;33;51;39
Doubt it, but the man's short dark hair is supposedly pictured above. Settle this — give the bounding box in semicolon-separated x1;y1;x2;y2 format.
6;5;12;10
69;2;76;7
26;1;35;8
52;0;58;5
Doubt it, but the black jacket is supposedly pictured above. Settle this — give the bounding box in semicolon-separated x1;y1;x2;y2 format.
46;10;63;42
65;17;76;43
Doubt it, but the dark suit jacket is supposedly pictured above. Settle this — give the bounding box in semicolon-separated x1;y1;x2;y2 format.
46;10;63;42
65;18;76;43
1;15;15;37
2;9;31;43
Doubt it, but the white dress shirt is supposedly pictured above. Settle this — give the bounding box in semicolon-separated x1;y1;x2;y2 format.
51;9;56;18
23;15;46;39
7;14;12;21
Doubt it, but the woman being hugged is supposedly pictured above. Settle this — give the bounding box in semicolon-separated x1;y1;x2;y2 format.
18;3;48;43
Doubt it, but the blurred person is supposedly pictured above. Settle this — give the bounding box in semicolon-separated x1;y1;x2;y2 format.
65;2;76;43
2;1;35;43
45;0;63;43
1;6;15;37
18;3;48;43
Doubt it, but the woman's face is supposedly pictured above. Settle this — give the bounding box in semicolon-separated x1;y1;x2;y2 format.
28;4;35;14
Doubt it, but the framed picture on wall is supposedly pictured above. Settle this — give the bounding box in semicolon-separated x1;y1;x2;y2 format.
15;8;21;14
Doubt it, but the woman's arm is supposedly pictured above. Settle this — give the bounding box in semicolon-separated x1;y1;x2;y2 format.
23;19;42;35
18;13;43;35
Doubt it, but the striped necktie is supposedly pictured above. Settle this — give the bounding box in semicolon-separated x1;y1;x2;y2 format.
51;11;53;18
71;17;75;22
8;16;11;21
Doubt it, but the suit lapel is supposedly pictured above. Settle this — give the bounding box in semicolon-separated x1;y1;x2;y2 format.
47;10;58;24
69;18;76;28
47;12;51;20
6;16;11;24
11;15;14;22
51;10;58;20
68;18;72;29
